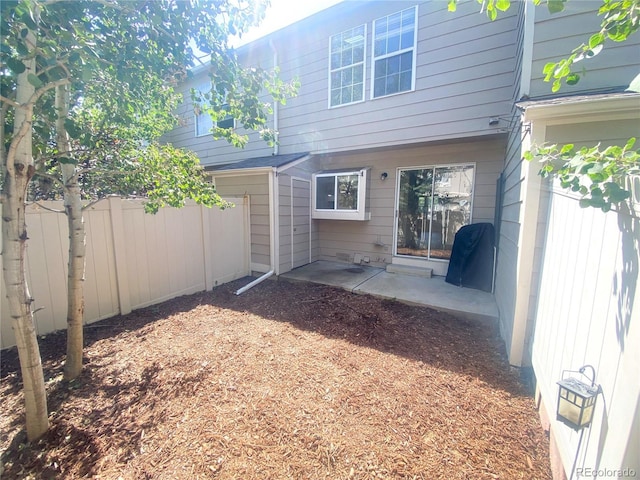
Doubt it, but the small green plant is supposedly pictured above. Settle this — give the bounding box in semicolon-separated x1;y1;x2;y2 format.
525;138;640;211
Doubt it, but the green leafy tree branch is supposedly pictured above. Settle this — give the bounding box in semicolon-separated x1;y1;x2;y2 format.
449;0;640;213
525;138;640;211
1;0;298;440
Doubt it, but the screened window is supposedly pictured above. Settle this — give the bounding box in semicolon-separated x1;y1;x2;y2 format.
315;173;359;211
195;82;214;137
312;169;370;220
372;6;417;98
194;81;235;137
329;25;366;107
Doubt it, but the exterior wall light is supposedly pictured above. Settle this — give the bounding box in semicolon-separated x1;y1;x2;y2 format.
380;172;388;181
556;365;601;431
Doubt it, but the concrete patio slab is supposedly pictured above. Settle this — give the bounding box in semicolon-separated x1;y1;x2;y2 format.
353;271;498;323
280;260;498;324
281;260;383;290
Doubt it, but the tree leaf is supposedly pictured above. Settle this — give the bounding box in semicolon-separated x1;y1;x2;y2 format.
16;40;29;56
57;156;78;165
560;144;574;154
589;32;605;49
496;0;510;12
64;118;82;139
81;67;93;82
566;73;581;85
6;56;26;74
547;0;566;14
20;10;38;30
624;137;636;150
27;73;43;88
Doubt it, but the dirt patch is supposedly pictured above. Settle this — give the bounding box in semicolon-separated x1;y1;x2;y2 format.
1;279;550;479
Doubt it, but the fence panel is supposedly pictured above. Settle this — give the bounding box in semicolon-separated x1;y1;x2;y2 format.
1;197;249;349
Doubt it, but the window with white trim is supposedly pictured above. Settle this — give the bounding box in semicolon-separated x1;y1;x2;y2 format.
312;169;370;220
372;6;417;99
194;81;235;137
329;25;366;107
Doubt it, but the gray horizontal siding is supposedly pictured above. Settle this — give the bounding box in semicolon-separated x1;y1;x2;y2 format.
274;1;518;155
313;138;505;267
530;3;640;97
163;0;518;166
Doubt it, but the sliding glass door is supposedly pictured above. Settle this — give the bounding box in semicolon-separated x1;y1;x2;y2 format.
395;164;474;261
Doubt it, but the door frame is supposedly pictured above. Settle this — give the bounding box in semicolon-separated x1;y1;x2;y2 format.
290;176;312;270
392;163;476;276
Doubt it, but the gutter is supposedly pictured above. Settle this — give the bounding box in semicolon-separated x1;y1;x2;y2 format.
209;166;275;177
522;93;640;123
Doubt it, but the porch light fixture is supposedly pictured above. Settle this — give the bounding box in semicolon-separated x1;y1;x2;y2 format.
556;365;601;431
380;172;388;181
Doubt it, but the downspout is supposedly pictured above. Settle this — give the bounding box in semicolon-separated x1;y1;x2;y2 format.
236;168;278;294
520;0;535;98
270;40;279;156
235;269;274;295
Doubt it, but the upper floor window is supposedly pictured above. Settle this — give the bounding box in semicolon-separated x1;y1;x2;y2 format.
329;25;366;108
194;80;235;137
371;6;417;99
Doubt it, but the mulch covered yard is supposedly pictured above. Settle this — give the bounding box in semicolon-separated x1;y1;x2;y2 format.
1;279;551;479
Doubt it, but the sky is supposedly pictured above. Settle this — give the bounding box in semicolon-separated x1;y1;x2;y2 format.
232;0;344;46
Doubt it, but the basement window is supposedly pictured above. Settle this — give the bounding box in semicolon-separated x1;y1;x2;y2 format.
312;168;370;220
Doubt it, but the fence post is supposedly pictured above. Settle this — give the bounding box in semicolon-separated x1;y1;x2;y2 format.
201;204;214;291
108;196;132;315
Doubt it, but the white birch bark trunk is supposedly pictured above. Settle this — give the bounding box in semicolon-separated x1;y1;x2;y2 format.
1;28;49;441
55;85;86;381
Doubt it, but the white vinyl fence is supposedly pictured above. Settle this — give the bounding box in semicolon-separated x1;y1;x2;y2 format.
0;196;250;349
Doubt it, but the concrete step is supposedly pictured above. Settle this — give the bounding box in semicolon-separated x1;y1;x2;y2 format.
385;264;433;278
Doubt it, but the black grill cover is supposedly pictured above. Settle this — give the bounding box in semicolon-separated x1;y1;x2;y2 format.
445;223;495;292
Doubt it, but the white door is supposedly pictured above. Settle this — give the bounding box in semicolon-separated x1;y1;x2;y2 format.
291;178;311;269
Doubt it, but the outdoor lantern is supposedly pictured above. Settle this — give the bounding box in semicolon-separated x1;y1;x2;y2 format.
556;365;601;431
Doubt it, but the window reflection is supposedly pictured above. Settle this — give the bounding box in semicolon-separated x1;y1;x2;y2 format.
396;165;474;260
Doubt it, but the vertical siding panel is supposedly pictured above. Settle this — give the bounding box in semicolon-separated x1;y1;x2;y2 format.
531;115;640;475
32;207;68;334
207;198;251;285
25;208;55;336
125;204;150;308
82;208;100;323
84;207;119;321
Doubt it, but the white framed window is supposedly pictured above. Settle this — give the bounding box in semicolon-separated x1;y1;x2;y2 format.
371;6;417;99
312;169;370;220
329;24;366;108
194;80;235;137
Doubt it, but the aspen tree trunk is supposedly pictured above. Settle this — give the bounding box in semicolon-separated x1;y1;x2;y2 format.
1;28;49;441
55;85;86;381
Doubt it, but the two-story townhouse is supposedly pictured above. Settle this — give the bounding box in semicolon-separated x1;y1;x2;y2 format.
163;2;640;478
166;0;517;278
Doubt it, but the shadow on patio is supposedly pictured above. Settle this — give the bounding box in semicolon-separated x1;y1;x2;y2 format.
279;260;499;325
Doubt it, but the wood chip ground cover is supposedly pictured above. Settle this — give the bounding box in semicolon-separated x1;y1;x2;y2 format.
1;279;551;479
